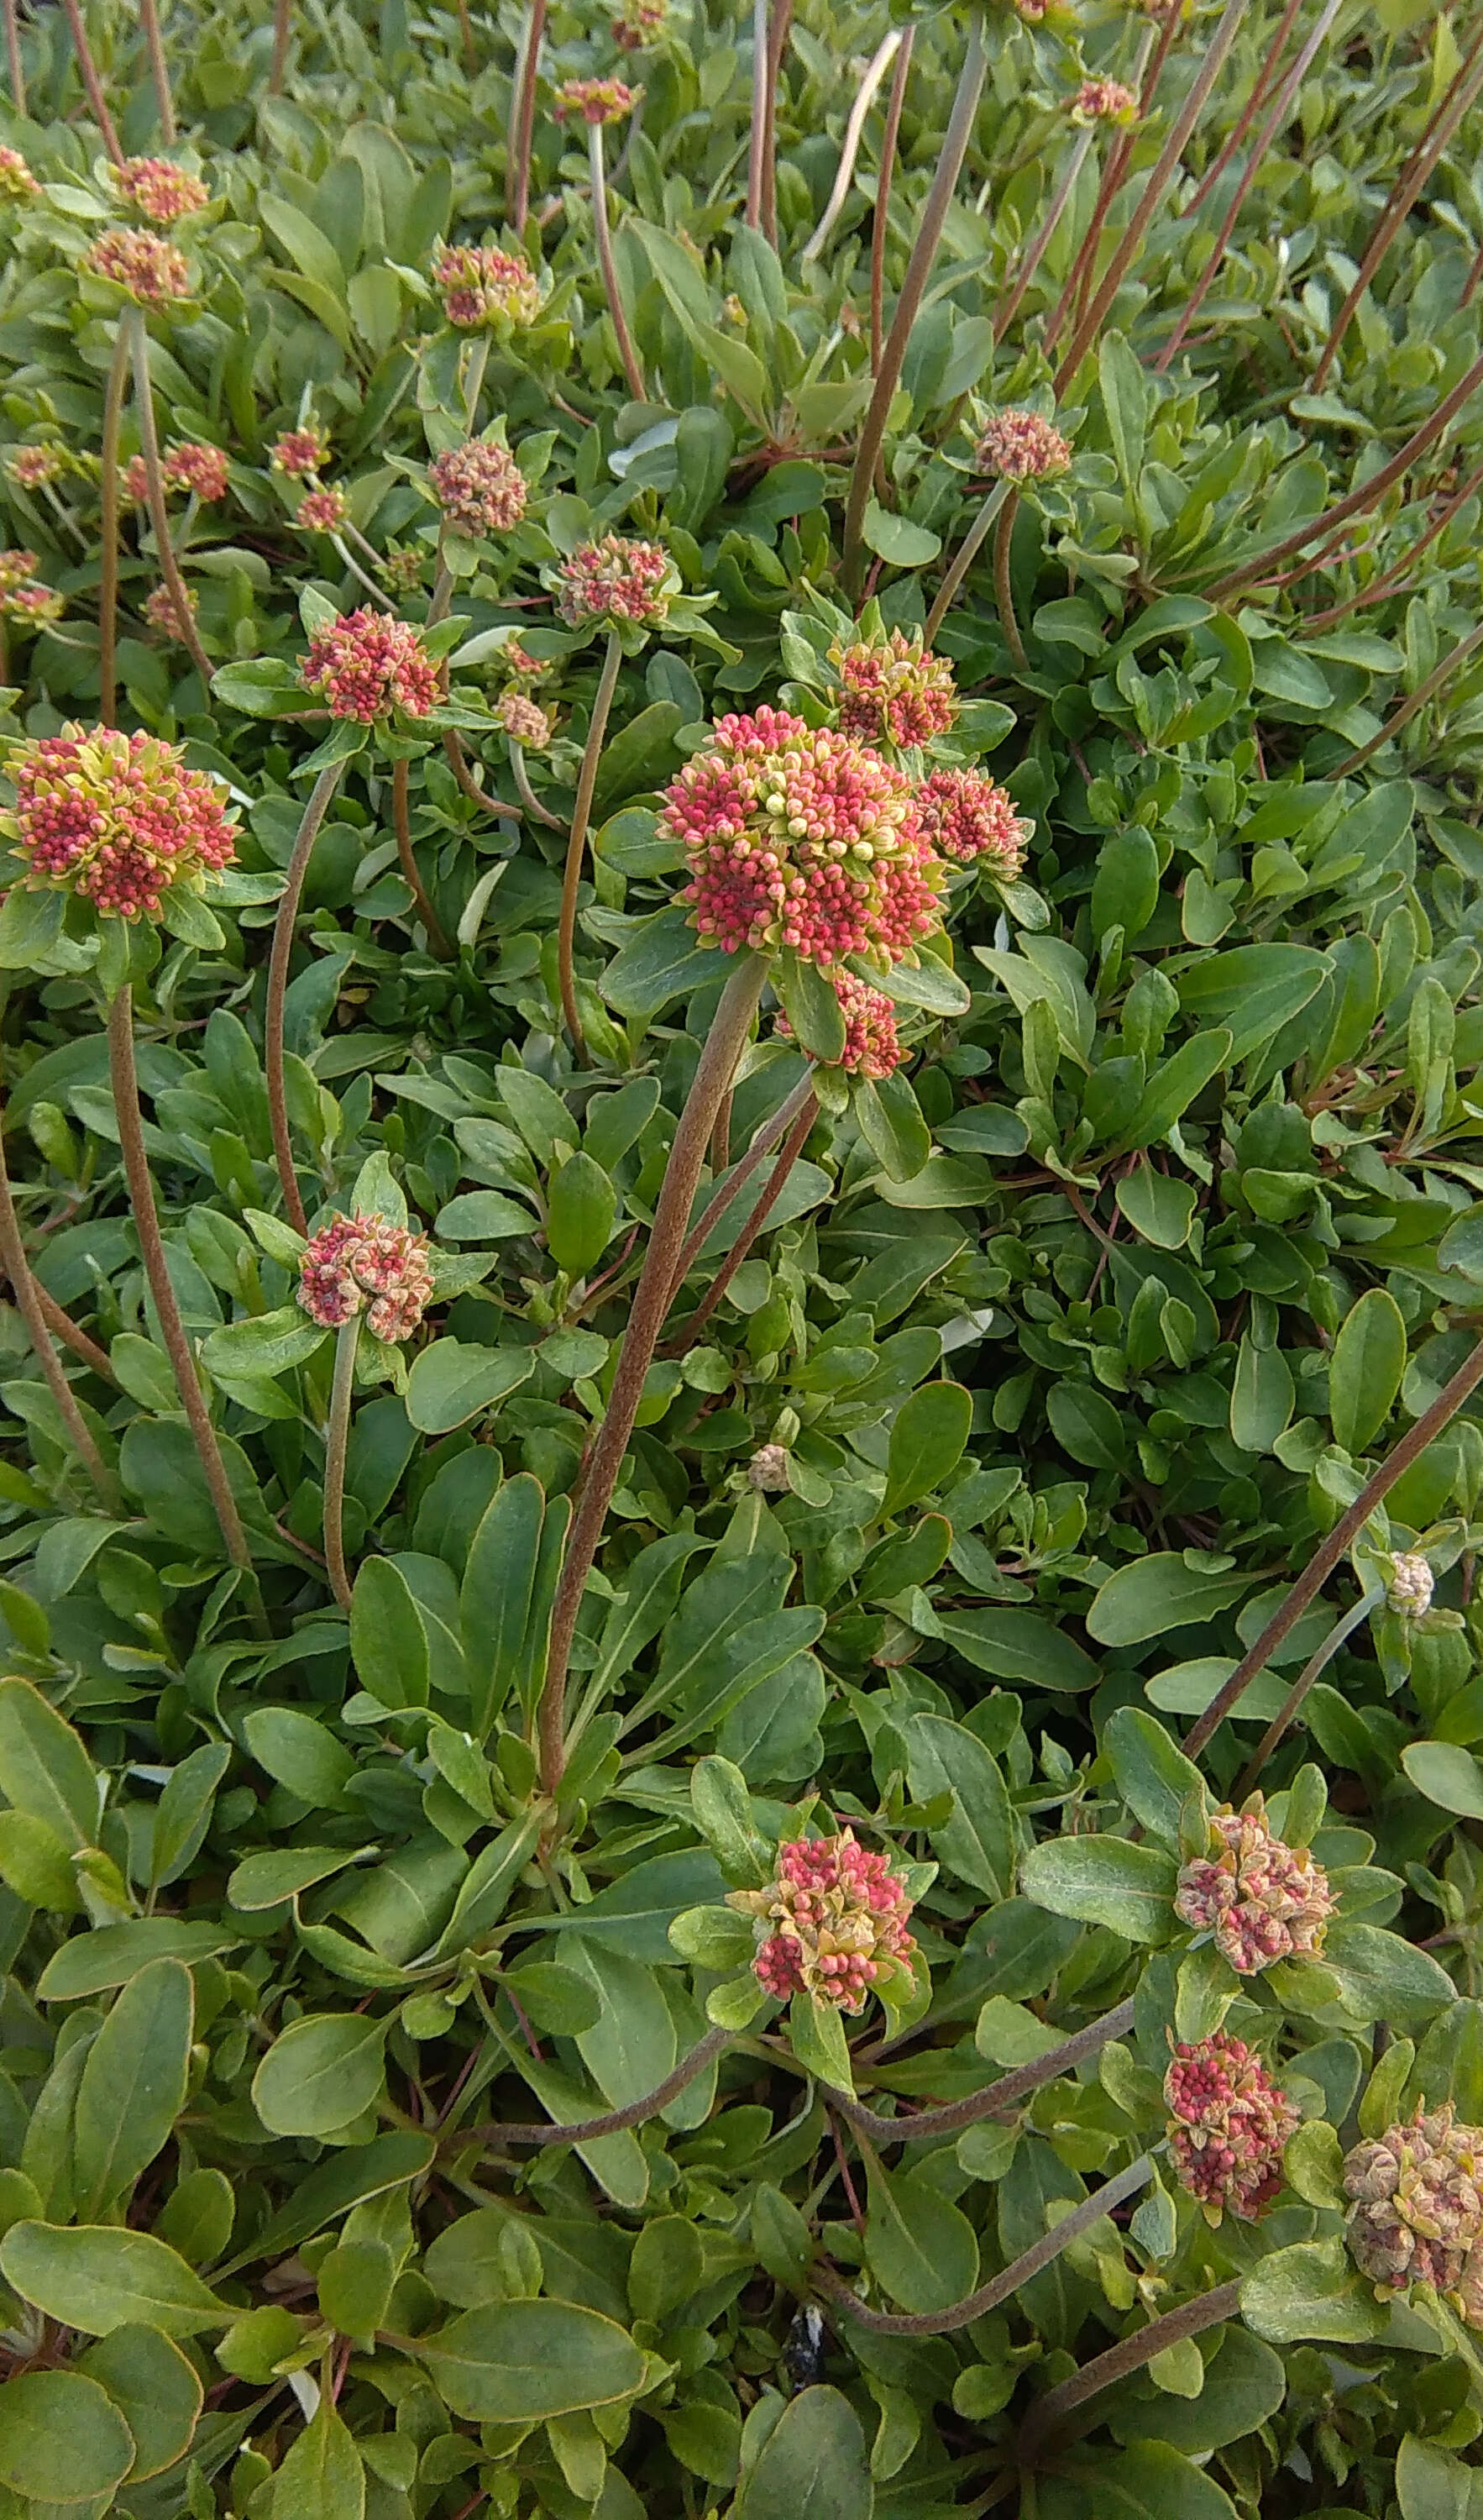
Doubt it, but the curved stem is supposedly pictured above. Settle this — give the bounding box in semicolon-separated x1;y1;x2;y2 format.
993;492;1026;670
139;0;175;139
59;0;124;165
3;0;24;113
508;0;548;231
453;2023;729;2149
127;311;213;694
925;475;1010;646
815;2155;1153;2337
1183;0;1302;218
993;125;1093;349
1305;456;1483;633
1185;1329;1483;1758
538;954;765;1793
833;1997;1135;2147
668;1091;816;1355
843;9;987;596
1233;1583;1384;1797
98;323;131;732
443;728;521;824
265;760;348;1235
745;0;768;229
391;758;453;957
0;1096;117;1506
665;1068;820;1307
588;123;645;403
803;31;902;266
1331;619;1483;778
1017;2280;1243;2465
870;28;913;374
759;0;794;249
269;0;291;91
107;987;264;1619
328;533;395;611
558;629;623;1059
322;1317;358;1611
511;741;562;828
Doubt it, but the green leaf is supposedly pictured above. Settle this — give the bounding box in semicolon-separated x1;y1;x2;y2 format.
787;1990;855;2092
600;906;736;1019
268;2400;365;2520
1323;1922;1459;2026
461;1474;548;1740
0;2370;136;2503
1176;946;1328;1066
36;1919;240;2000
1019;1836;1177;1942
1115;1029;1232;1151
861;501;941;566
0;1674;98;1848
224;2131;435;2272
414;2299;645;2420
74;1961;193;2218
777;948;846;1063
242;1705;354;1807
405;1337;535;1433
1396;2435;1483;2520
1114;1164;1197;1249
351;1556;431;1711
434;1807;546;1957
1103;1708;1204;1851
864;2159;979;2313
902;1713;1013;1898
1402;1740;1483;1819
251;2013;388;2136
547;1152;617;1277
79;2323;202;2481
0;2221;230;2336
1086;1553;1260;1646
1239;2235;1389;2344
1329;1285;1407;1454
882;1381;972;1519
734;2386;873;2520
853;1072;930;1181
201;1305;327;1379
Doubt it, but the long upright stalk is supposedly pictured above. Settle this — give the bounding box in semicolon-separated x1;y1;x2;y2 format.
537;954;765;1793
269;0;291;91
508;0;548;231
925;477;1010;644
588;124;645;404
139;0;176;140
390;759;453;957
666;1067;819;1303
993;494;1026;668
1043;18;1165;353
0;1094;117;1507
1331;618;1483;777
107;988;263;1615
759;0;794;249
558;630;622;1059
843;10;987;595
993;125;1093;348
58;0;124;166
322;1317;358;1610
127;312;214;693
1233;1584;1383;1796
870;30;913;375
745;0;769;230
803;31;902;267
265;761;348;1234
1183;0;1302;217
2;0;24;113
1017;2281;1244;2464
98;324;131;731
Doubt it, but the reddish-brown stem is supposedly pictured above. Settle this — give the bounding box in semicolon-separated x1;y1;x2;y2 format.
1018;2281;1244;2463
1330;618;1483;777
1185;1329;1483;1758
443;729;521;825
390;759;453;957
538;955;765;1793
0;1094;117;1507
322;1319;357;1611
745;0;768;229
1183;0;1302;217
803;31;903;269
665;1068;819;1309
59;0;124;165
668;1093;816;1355
508;0;548;230
1463;232;1483;309
831;1998;1135;2147
1304;457;1483;632
265;759;348;1236
452;2024;729;2150
870;29;913;373
139;0;176;140
510;742;562;828
269;0;291;88
2;0;24;112
127;312;213;693
993;493;1025;669
759;0;794;248
108;988;263;1618
1232;1583;1382;1797
993;124;1093;348
455;0;477;74
558;629;622;1060
587;123;645;403
98;323;130;732
1043;18;1168;354
710;1090;731;1178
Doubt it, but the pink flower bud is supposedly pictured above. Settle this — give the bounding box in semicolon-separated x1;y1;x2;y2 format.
162;442;230;501
727;1825;917;2013
144;581;197;642
1072;78;1139;123
1165;2031;1297;2223
776;966;902;1079
831;628;957;750
1388;1552;1434;1619
297;1212;436;1344
555;535;672;631
0;147;39;205
1174;1795;1335;1977
553;76;638;123
85;227;190;304
973;409;1072;484
428;440;528;535
270;427;330;479
497;690;555;747
8;445;66;490
300;607;439;722
117;157;209;223
296;487;349;533
1345;2105;1483;2321
916;769;1030;873
433;244;542;331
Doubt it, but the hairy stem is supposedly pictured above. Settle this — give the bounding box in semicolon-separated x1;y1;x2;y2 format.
3;0;24;113
745;0;768;229
843;9;987;596
322;1317;358;1611
28;1284;116;1385
668;1092;816;1355
665;1068;820;1310
588;123;645;402
558;628;622;1059
870;29;913;374
265;760;348;1235
993;493;1026;669
1304;456;1483;633
507;0;548;230
538;955;765;1793
1331;619;1483;778
1018;2280;1243;2465
444;728;520;824
59;0;124;165
803;31;902;266
0;1093;117;1507
98;323;131;731
511;741;562;828
1233;1584;1384;1796
925;475;1011;645
453;2024;729;2149
139;0;176;139
1183;0;1302;217
269;0;291;88
993;125;1093;349
1185;1331;1483;1758
128;311;213;692
833;1997;1136;2147
759;0;794;249
391;758;453;957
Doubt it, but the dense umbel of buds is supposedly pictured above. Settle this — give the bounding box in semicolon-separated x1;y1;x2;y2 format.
1072;77;1139;122
300;609;439;722
974;409;1072;484
0;148;39;203
1;582;61;627
297;1214;435;1344
917;769;1030;872
435;244;542;330
1345;2106;1483;2324
662;707;941;968
556;535;670;630
1165;2033;1297;2223
118;157;210;221
428;441;527;534
8;445;66;488
296;487;348;533
2;726;236;919
778;966;902;1078
161;442;230;500
832;629;957;749
1388;1551;1435;1618
1175;1796;1335;1976
553;76;638;123
497;690;554;746
270;427;329;478
144;582;197;641
747;1441;791;1492
728;1827;917;2011
85;228;190;303
613;0;665;45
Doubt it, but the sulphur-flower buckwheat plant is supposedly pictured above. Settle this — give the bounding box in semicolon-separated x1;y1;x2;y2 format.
1165;2033;1297;2223
1387;1551;1435;1618
84;228;191;303
555;534;673;630
116;158;210;221
727;1827;917;2011
973;408;1073;483
296;487;349;533
297;1213;436;1344
1072;77;1140;122
916;767;1031;871
553;77;638;123
497;690;555;745
270;427;330;478
1;725;235;919
434;244;542;330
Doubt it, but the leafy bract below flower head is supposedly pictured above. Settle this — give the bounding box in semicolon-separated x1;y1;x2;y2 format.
1388;1551;1435;1618
298;1213;435;1345
0;148;39;205
974;408;1073;485
1345;2106;1483;2324
1072;76;1139;123
555;535;672;632
435;244;542;331
917;768;1030;873
428;440;527;535
1;725;236;920
84;228;190;304
553;76;638;124
300;608;439;722
662;708;942;969
1165;2032;1297;2223
778;966;902;1078
270;427;329;479
727;1826;917;2012
497;690;554;747
832;627;957;749
117;157;210;222
1174;1794;1335;1976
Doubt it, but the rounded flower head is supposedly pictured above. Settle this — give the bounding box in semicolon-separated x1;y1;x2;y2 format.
1174;1795;1335;1977
2;725;236;920
1345;2106;1483;2323
0;549;37;593
297;1212;435;1345
832;628;957;750
300;608;438;722
917;768;1030;874
8;444;66;490
1165;2032;1297;2223
380;545;427;596
117;157;209;222
144;580;197;642
556;534;671;632
778;965;902;1079
662;706;942;969
974;409;1072;485
296;486;348;533
434;244;542;331
501;638;542;680
428;440;527;535
0;147;39;205
84;227;190;304
1072;76;1139;123
727;1826;917;2013
1388;1551;1434;1619
162;442;230;501
747;1441;791;1492
497;690;554;747
2;580;61;627
270;426;329;478
121;454;150;503
613;0;665;45
553;76;637;123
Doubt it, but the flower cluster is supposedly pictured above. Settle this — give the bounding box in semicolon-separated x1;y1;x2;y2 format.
144;581;197;641
296;487;348;533
974;409;1072;484
8;445;67;491
1388;1551;1435;1619
1165;2033;1297;2223
84;228;190;303
300;609;438;722
1072;77;1139;122
613;0;665;45
917;768;1030;873
556;535;671;631
117;157;210;222
298;1215;435;1345
0;549;61;627
127;441;230;503
832;628;957;750
747;1441;791;1492
662;707;941;968
497;690;554;746
270;427;330;478
0;549;36;592
1345;2106;1483;2325
380;546;427;597
1175;1797;1335;1976
553;76;637;123
2;726;236;920
428;440;527;535
778;966;902;1079
727;1827;917;2012
434;244;542;330
0;147;39;205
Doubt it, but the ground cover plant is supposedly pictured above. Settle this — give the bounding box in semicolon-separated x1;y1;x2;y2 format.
8;0;1483;2512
